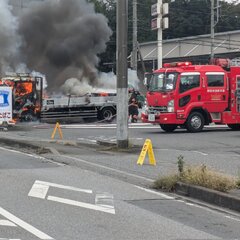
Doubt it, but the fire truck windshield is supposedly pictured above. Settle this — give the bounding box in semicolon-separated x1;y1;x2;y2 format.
149;72;179;92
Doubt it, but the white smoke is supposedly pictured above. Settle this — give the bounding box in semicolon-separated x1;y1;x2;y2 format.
0;0;21;74
60;69;140;96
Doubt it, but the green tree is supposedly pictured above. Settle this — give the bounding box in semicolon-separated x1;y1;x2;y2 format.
90;0;240;71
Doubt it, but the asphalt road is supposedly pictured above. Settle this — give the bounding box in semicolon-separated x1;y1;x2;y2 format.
9;121;240;178
1;144;240;239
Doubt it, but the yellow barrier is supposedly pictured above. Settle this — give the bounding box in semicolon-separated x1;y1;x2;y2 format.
51;122;63;140
137;139;156;166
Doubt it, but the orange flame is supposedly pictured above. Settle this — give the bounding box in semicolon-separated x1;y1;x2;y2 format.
15;82;33;96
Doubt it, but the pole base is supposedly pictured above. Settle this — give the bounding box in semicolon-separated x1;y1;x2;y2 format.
117;139;129;149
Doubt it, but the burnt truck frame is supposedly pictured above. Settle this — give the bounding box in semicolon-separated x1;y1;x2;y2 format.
1;73;117;123
40;93;117;123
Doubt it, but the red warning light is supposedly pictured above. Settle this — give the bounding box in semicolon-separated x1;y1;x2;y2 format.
163;62;192;68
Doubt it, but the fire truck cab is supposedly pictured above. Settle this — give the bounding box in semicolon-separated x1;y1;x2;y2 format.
141;61;240;132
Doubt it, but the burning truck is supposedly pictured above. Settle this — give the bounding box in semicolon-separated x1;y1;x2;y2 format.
0;73;117;124
0;73;43;123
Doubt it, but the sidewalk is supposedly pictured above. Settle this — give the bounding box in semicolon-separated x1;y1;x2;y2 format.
0;124;240;214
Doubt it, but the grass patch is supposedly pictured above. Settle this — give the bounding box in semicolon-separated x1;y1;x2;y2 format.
153;156;240;193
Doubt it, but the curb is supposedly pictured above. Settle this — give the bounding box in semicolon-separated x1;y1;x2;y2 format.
175;182;240;213
0;137;51;153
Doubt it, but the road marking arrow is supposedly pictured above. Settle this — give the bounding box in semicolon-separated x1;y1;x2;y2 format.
28;180;115;214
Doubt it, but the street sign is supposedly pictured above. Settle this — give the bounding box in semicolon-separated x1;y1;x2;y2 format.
137;139;156;166
151;18;160;30
151;3;160;16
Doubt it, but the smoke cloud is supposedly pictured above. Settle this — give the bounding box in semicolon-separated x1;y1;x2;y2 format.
60;69;141;96
0;0;22;74
0;0;112;93
18;0;112;90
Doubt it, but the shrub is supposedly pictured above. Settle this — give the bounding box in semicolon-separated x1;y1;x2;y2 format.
153;174;179;191
153;156;238;193
180;165;236;192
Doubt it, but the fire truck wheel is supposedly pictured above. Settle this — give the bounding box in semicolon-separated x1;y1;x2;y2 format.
185;112;204;132
99;107;115;122
160;124;177;132
227;124;240;130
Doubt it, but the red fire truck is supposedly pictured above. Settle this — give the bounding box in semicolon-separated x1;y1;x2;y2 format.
141;60;240;132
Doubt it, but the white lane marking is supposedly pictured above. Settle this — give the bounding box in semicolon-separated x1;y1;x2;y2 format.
0;239;21;240
62;126;158;129
0;220;17;226
134;186;174;200
47;196;115;214
0;146;63;166
77;138;97;143
28;183;49;199
225;215;240;222
64;155;154;183
60;123;157;129
185;202;195;206
0;207;53;240
192;151;208;156
34;180;92;194
28;181;115;214
0;147;45;160
135;186;240;223
95;193;115;213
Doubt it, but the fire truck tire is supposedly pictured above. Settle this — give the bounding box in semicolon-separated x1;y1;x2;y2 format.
185;112;204;132
99;107;115;122
160;124;177;132
227;124;240;130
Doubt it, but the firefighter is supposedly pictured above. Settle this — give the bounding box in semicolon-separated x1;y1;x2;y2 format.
128;97;139;123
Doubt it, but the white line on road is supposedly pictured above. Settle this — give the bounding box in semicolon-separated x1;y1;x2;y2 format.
0;239;21;240
225;215;240;222
34;180;92;194
47;196;115;214
60;123;158;129
0;207;53;240
192;151;208;156
134;186;174;200
0;220;17;227
28;183;50;199
0;146;63;166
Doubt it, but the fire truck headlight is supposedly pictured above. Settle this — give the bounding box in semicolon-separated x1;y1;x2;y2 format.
167;100;174;112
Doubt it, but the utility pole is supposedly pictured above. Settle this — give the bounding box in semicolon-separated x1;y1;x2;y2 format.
132;0;138;71
151;1;168;69
210;0;215;61
210;0;220;61
157;0;163;69
116;0;128;149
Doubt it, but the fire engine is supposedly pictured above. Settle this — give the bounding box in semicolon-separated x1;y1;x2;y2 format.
141;59;240;132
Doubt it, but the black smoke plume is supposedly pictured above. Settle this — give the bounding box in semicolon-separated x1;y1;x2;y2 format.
7;0;112;91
